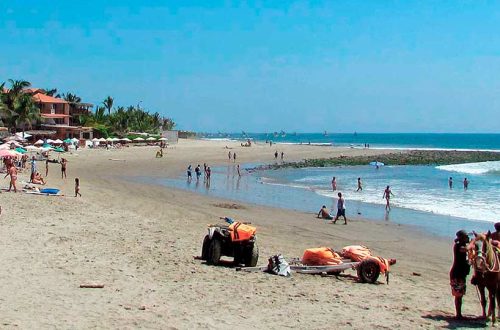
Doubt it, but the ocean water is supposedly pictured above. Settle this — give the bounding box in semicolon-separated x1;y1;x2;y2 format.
201;133;500;151
136;160;500;238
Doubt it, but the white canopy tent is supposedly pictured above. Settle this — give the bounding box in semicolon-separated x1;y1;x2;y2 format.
133;137;145;142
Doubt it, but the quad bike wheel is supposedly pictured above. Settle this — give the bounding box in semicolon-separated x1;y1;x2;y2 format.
207;238;222;265
201;235;210;261
357;259;380;283
244;243;259;267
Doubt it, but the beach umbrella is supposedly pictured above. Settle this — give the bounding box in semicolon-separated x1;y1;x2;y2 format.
15;132;32;139
111;137;120;142
25;145;40;151
4;135;25;142
71;138;79;143
133;137;145;142
120;138;131;142
0;143;11;150
158;137;168;141
146;137;157;141
98;137;107;143
34;139;44;145
46;139;55;143
0;149;16;157
53;147;65;153
369;161;384;167
106;137;114;142
63;138;72;143
91;138;99;142
53;139;63;144
15;147;27;154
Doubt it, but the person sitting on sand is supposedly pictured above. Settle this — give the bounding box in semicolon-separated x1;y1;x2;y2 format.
450;230;470;319
317;205;333;220
156;148;163;158
32;172;46;185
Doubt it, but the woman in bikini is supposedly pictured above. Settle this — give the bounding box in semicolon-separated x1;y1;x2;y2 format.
5;164;18;192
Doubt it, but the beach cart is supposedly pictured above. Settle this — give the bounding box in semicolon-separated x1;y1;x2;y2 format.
237;257;388;284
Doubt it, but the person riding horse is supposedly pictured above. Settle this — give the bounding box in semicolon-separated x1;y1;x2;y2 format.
450;230;470;319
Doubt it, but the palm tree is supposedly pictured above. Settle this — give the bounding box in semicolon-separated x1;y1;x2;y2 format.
8;79;31;95
44;88;58;96
61;92;82;104
14;93;40;135
103;96;114;116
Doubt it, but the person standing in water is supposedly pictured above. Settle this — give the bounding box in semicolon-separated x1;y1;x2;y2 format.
333;192;347;225
383;185;394;211
463;178;469;191
274;150;278;159
281;152;284;160
187;165;192;181
449;177;453;189
331;177;337;191
356;177;362;192
450;230;470;319
233;152;236;163
237;164;241;177
228;151;232;161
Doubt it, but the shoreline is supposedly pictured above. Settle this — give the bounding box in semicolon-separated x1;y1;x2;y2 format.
0;139;487;328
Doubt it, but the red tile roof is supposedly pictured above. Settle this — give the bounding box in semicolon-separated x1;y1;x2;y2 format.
33;92;68;104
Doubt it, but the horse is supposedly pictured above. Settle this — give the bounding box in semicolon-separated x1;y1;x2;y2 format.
467;232;500;324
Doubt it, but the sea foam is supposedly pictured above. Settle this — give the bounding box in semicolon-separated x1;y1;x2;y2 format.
436;161;500;175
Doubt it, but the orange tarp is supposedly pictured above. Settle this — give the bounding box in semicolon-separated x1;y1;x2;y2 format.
302;247;343;266
228;222;256;242
341;245;391;273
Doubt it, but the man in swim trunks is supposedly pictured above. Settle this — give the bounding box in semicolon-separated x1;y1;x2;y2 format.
463;178;469;191
60;158;67;179
450;230;470;319
333;192;347;224
317;205;333;220
5;164;18;192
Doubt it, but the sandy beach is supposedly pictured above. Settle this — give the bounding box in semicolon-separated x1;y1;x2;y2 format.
0;140;485;328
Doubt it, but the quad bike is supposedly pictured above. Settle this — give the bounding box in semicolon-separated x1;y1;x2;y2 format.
201;219;259;267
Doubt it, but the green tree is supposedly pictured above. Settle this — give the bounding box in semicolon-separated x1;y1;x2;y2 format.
103;96;114;116
61;92;82;104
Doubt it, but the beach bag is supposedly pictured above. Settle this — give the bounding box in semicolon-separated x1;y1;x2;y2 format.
302;247;343;266
267;255;291;276
229;222;256;242
341;245;372;262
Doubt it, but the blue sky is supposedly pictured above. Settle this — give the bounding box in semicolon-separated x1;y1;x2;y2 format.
1;1;500;133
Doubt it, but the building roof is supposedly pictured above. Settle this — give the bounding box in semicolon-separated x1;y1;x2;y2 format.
33;92;68;104
41;114;71;119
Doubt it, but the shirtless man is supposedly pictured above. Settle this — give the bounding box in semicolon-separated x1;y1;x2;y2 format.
463;178;469;191
5;164;18;192
383;185;394;211
317;205;333;220
60;158;68;179
449;177;453;189
491;222;500;244
356;177;362;192
331;177;337;191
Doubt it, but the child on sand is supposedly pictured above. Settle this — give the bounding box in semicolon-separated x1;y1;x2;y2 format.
75;178;81;197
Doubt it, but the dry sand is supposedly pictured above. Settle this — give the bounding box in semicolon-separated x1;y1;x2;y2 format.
0;139;487;328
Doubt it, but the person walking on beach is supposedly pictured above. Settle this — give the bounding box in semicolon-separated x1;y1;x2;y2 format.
233;152;236;163
281;152;284;161
195;165;201;180
463;178;469;191
331;177;337;191
450;230;470;319
449;177;453;189
74;178;81;197
383;185;394;211
237;164;241;177
60;158;68;179
30;156;37;183
333;192;347;225
274;150;278;159
206;166;211;185
356;177;362;192
228;151;232;161
187;165;192;181
45;159;49;177
5;164;18;192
